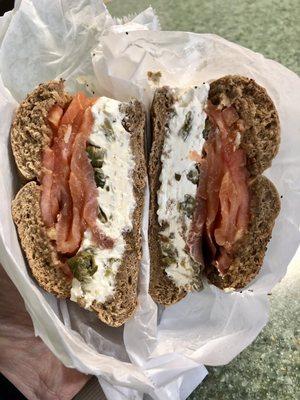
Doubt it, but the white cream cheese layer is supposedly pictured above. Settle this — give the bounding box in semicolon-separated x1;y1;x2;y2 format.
70;97;135;308
157;84;209;289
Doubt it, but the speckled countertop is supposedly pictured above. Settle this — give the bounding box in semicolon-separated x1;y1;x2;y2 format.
107;1;300;399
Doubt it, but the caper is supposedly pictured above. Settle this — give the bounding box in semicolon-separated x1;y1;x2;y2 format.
202;118;211;140
187;167;199;185
108;258;119;264
169;109;177;119
102;118;115;141
104;259;119;277
161;242;178;259
94;168;106;188
175;173;181;181
98;206;108;223
67;250;97;282
105;268;112;277
160;238;178;266
86;145;105;167
179;194;196;218
162;256;176;267
160;220;170;231
178;111;193;141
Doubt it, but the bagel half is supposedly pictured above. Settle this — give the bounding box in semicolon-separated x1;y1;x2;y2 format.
11;81;146;327
149;76;280;305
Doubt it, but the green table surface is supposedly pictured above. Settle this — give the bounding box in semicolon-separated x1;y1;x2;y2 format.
108;0;300;75
107;1;300;399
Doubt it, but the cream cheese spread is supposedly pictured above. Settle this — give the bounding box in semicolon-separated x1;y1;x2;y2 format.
70;97;135;308
157;84;209;289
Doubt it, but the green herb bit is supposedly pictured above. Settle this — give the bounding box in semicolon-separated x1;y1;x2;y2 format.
94;168;106;188
86;145;105;168
179;111;193;141
179;194;196;218
175;173;181;181
187;167;199;185
102;118;115;141
161;241;178;267
67;250;97;282
160;220;170;231
98;206;108;223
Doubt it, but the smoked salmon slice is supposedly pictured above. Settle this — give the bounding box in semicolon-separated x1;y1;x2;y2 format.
40;93;114;269
60;92;90;126
189;101;250;275
48;104;64;130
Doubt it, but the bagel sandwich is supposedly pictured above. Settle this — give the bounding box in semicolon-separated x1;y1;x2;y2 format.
11;80;146;327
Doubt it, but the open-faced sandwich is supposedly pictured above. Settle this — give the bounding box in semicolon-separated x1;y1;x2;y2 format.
11;80;146;327
149;75;281;305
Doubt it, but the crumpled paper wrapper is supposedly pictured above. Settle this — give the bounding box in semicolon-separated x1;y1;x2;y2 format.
0;1;299;400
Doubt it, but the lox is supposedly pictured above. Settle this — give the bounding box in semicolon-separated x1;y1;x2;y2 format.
41;94;114;259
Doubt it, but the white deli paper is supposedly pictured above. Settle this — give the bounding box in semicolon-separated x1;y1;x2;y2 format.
0;1;300;400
